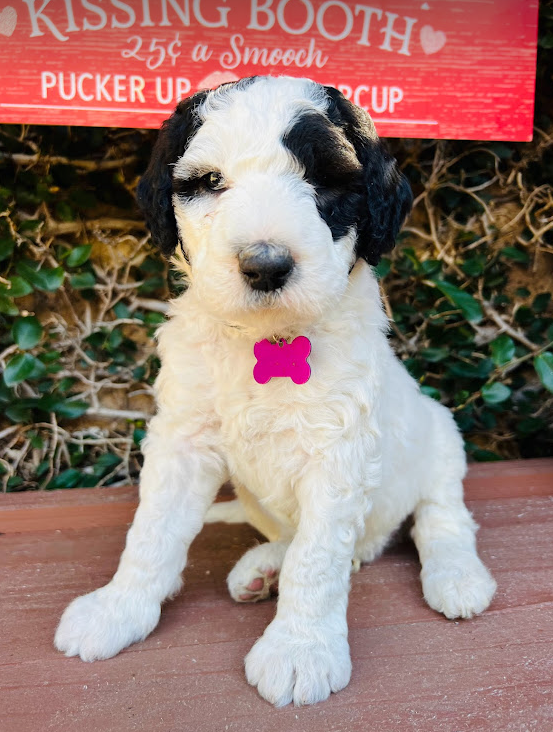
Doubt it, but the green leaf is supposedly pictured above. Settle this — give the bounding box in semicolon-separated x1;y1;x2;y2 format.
500;247;529;263
0;382;12;403
420;385;442;400
107;328;123;350
469;447;503;462
490;334;515;366
56;377;76;394
144;312;165;326
113;301;131;319
132;365;146;380
138;276;165;294
16;262;64;292
0;237;15;261
420;347;449;363
6;476;25;491
95;452;122;469
402;247;422;270
431;279;483;323
516;417;543;435
420;259;441;276
538;32;553;49
45;468;82;490
35;394;88;418
482;382;511;404
70;272;96;289
5;403;33;422
489;143;514;160
29;431;44;449
534;352;553;393
55;201;75;222
65;245;92;267
373;258;391;279
92;453;122;478
139;256;164;274
448;359;493;379
52;399;88;419
18;219;41;232
41;350;61;363
12;316;43;350
7;276;33;298
532;293;551;313
36;459;49;477
0;293;18;316
3;353;45;386
461;256;486;277
133;427;146;445
514;306;533;326
515;287;531;299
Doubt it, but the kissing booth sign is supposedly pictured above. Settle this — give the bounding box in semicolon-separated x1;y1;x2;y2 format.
0;0;539;140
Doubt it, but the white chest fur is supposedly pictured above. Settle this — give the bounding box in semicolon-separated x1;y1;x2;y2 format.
156;263;386;523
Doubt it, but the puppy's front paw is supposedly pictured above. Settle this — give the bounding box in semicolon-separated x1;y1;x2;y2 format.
245;618;351;706
421;552;497;619
54;584;161;662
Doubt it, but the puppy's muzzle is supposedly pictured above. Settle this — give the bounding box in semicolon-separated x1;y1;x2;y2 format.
238;242;294;292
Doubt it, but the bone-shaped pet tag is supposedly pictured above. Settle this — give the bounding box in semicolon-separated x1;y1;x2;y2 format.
253;336;311;384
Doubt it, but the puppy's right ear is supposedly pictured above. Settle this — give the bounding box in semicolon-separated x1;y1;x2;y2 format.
323;86;413;265
137;91;208;257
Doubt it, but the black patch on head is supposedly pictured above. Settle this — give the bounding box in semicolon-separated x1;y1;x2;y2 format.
283;112;365;242
137;90;209;257
283;87;413;265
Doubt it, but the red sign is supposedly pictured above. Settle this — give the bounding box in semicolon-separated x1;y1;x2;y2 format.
0;0;539;140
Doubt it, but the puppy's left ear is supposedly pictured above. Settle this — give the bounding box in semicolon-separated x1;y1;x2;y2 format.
137;90;208;257
325;87;413;265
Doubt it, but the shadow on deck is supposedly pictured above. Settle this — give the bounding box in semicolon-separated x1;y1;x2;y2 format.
1;459;552;732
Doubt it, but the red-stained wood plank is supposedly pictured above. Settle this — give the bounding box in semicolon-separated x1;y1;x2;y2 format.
463;458;553;500
0;460;552;732
1;459;551;534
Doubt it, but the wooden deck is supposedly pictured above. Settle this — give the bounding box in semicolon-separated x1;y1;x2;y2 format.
1;459;552;732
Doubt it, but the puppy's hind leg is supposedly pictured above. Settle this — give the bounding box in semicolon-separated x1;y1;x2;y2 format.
228;541;289;602
205;499;249;524
411;433;496;619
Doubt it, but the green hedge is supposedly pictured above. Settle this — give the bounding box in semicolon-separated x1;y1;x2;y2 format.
1;9;552;490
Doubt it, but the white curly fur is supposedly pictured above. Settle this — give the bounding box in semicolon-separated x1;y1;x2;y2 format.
55;76;496;707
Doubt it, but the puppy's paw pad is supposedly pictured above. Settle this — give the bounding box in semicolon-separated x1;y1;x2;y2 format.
54;585;160;661
245;619;351;706
234;567;280;602
228;543;287;603
422;555;497;619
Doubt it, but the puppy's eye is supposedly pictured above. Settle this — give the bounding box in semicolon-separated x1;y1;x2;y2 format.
203;172;226;191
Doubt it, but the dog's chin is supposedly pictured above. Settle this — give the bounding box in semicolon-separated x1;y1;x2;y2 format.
194;267;349;339
205;288;307;339
247;289;282;309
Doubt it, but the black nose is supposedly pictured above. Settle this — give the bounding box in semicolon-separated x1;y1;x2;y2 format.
238;242;294;292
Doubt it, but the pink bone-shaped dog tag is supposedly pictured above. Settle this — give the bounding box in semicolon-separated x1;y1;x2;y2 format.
253;336;311;384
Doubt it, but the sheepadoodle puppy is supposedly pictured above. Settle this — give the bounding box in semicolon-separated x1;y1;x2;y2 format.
55;76;496;707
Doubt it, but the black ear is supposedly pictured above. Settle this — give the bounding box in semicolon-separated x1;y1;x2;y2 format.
324;87;413;265
137;91;208;257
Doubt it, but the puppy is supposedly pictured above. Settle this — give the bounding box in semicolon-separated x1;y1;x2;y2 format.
55;76;496;707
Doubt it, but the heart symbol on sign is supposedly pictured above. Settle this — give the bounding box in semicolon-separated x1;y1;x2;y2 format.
420;25;446;54
0;5;17;36
197;71;239;90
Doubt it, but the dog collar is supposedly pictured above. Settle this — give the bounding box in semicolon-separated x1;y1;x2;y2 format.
253;336;311;384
